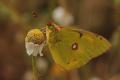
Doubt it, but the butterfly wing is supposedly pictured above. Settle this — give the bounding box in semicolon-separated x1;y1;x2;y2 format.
47;27;111;70
72;28;111;58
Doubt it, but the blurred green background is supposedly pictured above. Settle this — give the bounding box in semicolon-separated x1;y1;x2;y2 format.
0;0;120;80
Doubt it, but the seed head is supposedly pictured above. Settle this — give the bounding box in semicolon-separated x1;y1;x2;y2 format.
25;29;45;44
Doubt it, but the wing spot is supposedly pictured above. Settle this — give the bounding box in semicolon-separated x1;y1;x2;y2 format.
79;32;83;38
67;58;77;65
99;37;103;40
72;30;83;38
72;42;78;50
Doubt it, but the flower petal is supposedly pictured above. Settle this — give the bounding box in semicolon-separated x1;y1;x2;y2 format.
25;42;34;55
39;42;45;56
32;44;40;56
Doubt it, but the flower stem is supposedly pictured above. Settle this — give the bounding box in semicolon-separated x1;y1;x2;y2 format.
32;56;38;80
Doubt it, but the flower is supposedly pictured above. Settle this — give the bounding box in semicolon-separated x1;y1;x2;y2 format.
25;29;45;56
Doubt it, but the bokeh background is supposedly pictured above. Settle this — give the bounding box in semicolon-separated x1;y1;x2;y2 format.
0;0;120;80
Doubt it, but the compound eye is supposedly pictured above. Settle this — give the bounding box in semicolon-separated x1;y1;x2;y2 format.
49;26;54;29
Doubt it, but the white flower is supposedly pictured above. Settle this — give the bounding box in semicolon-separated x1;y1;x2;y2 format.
25;42;45;56
25;29;45;56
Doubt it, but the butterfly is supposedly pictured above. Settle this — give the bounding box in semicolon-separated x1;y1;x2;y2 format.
45;22;111;70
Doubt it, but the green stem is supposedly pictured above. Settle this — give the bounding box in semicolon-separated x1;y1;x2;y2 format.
32;56;38;80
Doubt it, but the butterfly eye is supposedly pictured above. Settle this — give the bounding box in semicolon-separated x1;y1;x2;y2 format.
47;22;54;30
47;24;56;31
72;42;78;50
49;26;54;29
48;26;56;32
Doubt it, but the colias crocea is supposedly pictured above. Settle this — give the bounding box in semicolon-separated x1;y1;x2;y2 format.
46;23;111;70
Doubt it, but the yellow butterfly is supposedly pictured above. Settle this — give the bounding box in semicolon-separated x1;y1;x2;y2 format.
46;23;111;70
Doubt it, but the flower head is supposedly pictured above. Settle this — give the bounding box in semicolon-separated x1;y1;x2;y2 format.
25;29;45;56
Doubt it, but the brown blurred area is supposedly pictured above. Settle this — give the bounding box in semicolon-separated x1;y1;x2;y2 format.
0;3;27;80
0;0;120;80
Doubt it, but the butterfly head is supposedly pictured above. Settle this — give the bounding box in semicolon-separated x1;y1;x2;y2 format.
46;22;63;33
46;22;63;42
